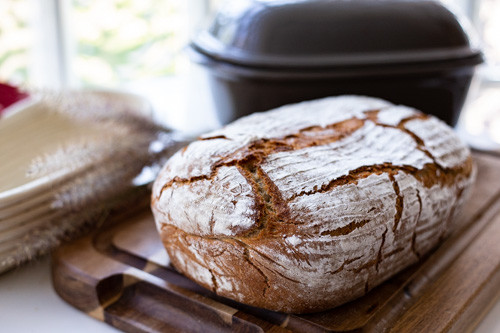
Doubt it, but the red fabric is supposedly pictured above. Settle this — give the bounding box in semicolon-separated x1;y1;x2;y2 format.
0;83;29;115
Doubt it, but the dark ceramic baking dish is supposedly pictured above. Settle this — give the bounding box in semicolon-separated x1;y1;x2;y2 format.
190;0;483;125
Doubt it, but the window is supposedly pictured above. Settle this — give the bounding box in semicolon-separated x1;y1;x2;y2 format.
0;0;224;132
0;0;224;88
69;0;189;87
0;1;33;85
441;0;500;148
476;0;500;80
441;0;500;80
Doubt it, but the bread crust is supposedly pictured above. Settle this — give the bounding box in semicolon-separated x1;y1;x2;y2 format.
151;96;474;313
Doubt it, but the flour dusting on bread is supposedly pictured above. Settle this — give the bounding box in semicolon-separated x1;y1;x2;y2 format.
151;95;474;313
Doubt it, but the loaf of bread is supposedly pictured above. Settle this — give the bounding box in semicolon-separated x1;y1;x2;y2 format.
151;96;474;313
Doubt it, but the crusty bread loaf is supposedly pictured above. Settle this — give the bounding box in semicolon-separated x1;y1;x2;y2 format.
151;96;474;314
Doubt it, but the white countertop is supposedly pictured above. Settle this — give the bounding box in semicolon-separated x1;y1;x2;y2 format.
0;255;499;332
0;256;119;333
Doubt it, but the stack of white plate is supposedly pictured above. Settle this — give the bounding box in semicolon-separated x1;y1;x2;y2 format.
0;92;152;274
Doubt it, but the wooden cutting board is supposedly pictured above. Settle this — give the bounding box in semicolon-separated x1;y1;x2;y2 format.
52;152;500;333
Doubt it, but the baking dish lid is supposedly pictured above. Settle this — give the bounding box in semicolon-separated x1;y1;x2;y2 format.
192;0;483;69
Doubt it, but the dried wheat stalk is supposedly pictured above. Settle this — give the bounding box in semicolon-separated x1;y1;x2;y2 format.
0;90;189;273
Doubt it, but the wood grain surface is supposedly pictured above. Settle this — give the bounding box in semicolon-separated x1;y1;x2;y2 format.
51;152;500;333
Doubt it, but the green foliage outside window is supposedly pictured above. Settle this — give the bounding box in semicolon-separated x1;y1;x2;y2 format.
0;0;32;84
72;0;188;87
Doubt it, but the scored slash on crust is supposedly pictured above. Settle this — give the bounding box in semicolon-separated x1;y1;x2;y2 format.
157;110;472;241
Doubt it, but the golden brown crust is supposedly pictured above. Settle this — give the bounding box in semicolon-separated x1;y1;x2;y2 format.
151;96;475;313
